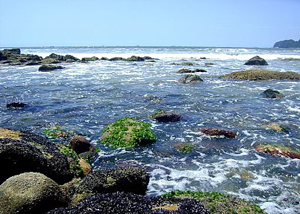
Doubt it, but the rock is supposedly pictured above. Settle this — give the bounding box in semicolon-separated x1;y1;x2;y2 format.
100;57;109;60
69;136;94;154
163;190;265;214
205;62;214;66
152;110;181;122
0;128;77;184
71;165;149;204
78;159;92;176
174;143;194;154
100;117;157;148
274;39;300;48
125;55;145;62
263;123;290;133
6;102;27;109
81;56;99;62
261;89;284;98
244;55;268;65
48;192;209;214
109;57;125;61
38;65;64;71
200;57;207;59
221;69;300;81
25;61;41;66
44;53;79;62
41;58;61;64
178;74;203;83
177;68;207;74
2;48;21;55
255;144;300;159
200;127;236;138
65;54;80;62
0;172;66;214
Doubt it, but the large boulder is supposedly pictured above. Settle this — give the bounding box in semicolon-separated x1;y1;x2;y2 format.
71;165;149;204
2;48;21;55
81;56;99;62
221;69;300;81
261;89;284;98
69;136;94;155
100;117;157;148
0;172;66;214
244;56;268;65
48;192;209;214
178;74;203;84
163;190;266;214
44;53;79;62
0;128;77;184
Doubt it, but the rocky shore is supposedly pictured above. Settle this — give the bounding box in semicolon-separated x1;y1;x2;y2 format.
1;49;300;213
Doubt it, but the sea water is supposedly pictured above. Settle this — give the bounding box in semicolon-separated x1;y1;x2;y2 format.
1;46;300;213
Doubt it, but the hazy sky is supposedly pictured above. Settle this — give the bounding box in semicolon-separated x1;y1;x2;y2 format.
0;0;299;47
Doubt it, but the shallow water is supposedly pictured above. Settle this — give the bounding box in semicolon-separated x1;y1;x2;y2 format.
1;47;300;214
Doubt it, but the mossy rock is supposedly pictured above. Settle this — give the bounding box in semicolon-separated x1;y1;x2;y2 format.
221;69;300;81
151;109;181;122
0;128;78;184
100;117;157;148
0;172;66;214
163;190;266;214
255;144;300;159
174;143;194;154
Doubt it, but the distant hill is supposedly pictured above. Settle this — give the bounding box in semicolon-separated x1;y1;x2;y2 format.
274;39;300;48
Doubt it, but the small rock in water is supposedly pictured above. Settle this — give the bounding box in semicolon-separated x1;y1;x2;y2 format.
200;127;237;138
255;144;300;159
152;110;181;122
70;136;94;155
6;102;27;109
262;89;284;99
244;55;268;65
38;65;64;71
178;74;203;84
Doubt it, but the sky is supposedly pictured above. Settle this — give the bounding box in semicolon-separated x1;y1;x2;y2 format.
0;0;299;48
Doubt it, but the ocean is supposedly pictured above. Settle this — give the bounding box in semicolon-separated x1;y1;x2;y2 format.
1;46;300;213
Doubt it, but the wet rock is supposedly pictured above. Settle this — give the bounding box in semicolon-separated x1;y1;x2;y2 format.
109;57;125;61
81;56;99;62
41;58;61;64
244;55;268;65
152;110;181;122
78;159;92;176
200;127;237;138
263;123;290;133
48;192;209;214
0;172;66;214
44;53;79;62
38;64;64;71
2;48;21;55
69;136;94;155
163;190;266;214
25;61;41;66
262;89;284;98
205;62;214;66
100;117;157;148
221;69;300;81
178;74;203;83
177;68;207;73
65;54;80;62
125;55;145;62
0;128;76;184
100;57;109;60
255;144;300;159
6;102;27;109
174;143;194;154
71;165;149;204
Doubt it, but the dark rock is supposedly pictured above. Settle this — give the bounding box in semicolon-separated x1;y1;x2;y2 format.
71;166;149;204
200;127;237;138
6;102;27;109
152;110;181;122
221;69;300;81
200;57;207;59
177;68;207;73
0;52;7;60
0;128;75;184
69;136;94;155
81;56;99;62
65;55;80;62
2;48;21;55
39;65;64;71
178;74;203;83
0;172;66;214
205;62;214;66
126;55;145;62
274;39;300;48
244;55;268;65
100;57;109;60
262;89;284;98
41;58;62;64
44;53;79;62
48;192;209;214
109;57;125;61
25;61;41;66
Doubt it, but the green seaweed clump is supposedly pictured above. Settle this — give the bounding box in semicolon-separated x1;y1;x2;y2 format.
163;190;266;214
174;143;194;154
59;144;83;178
100;117;157;148
43;125;76;139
